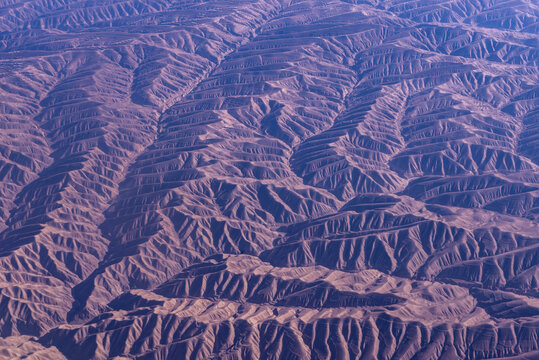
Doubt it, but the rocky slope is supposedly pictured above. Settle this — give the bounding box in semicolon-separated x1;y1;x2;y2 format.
0;0;537;359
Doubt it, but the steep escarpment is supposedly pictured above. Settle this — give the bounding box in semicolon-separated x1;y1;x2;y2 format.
0;0;537;359
40;256;539;359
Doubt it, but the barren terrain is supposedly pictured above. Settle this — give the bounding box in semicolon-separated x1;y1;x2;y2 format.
0;0;538;359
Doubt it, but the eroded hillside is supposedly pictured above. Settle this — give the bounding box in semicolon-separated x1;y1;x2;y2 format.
0;0;537;359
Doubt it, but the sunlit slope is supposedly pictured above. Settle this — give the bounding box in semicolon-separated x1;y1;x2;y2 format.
0;0;537;359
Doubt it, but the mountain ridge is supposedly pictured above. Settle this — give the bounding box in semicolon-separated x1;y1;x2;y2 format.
0;0;537;358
